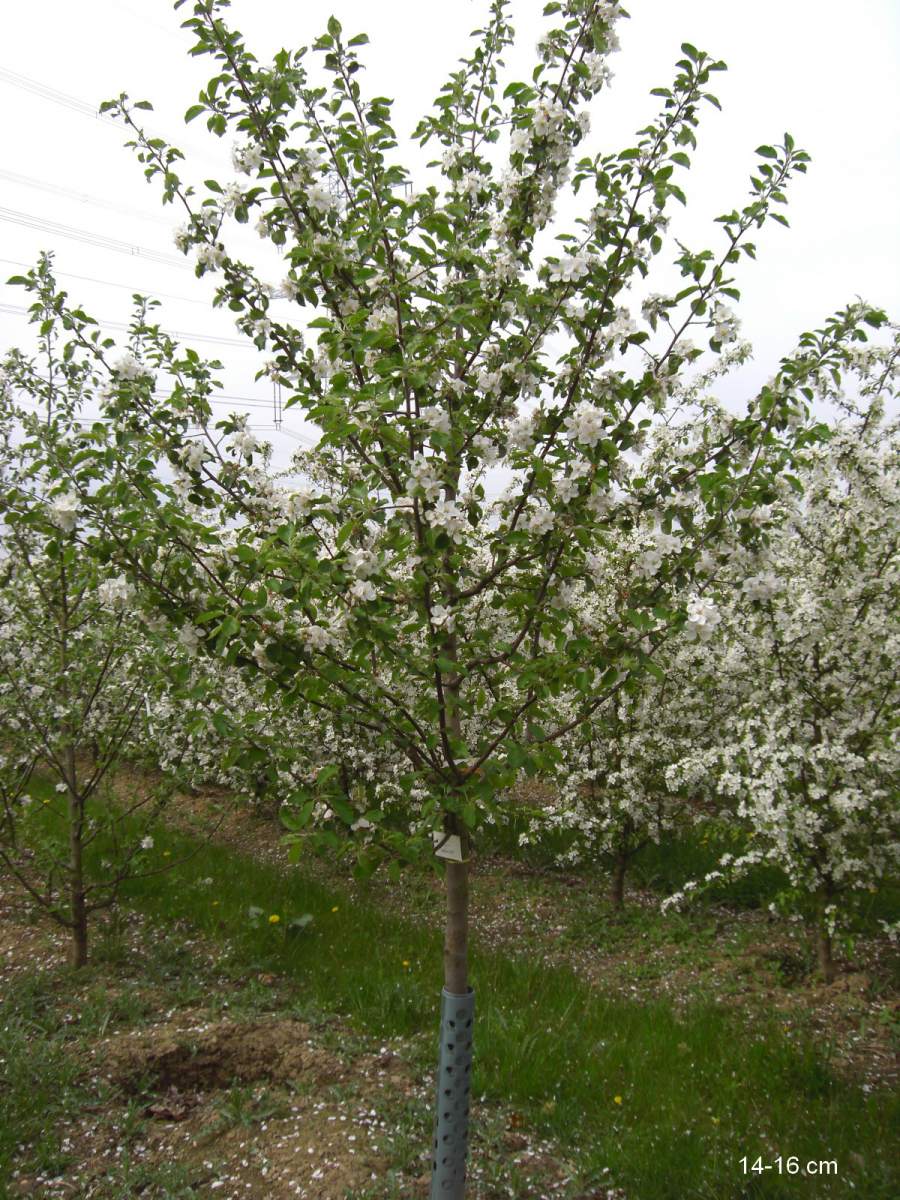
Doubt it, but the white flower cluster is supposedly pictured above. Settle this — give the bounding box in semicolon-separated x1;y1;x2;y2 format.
641;293;670;326
48;491;79;534
196;243;226;272
421;405;451;437
97;575;135;609
307;182;340;215
350;579;377;602
547;252;591;284
231;430;260;460
179;441;211;473
564;401;605;448
299;623;333;651
742;571;781;602
507;412;536;452
607;308;637;347
232;142;264;174
112;352;153;381
472;435;499;465
406;454;442;503
525;506;555;536
711;302;740;345
346;548;379;578
427;498;468;543
173;223;192;253
684;594;721;642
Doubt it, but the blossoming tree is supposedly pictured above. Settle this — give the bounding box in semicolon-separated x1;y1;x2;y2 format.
535;635;728;907
666;372;900;983
0;391;187;967
5;0;890;1189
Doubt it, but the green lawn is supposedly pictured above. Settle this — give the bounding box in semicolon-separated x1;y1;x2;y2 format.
2;783;897;1198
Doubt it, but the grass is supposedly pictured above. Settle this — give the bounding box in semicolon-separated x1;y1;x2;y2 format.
4;782;898;1198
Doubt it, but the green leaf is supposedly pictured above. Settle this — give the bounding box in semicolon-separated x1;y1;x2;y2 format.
335;520;355;551
184;103;206;123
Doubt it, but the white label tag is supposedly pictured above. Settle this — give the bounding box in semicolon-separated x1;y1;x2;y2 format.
432;832;463;861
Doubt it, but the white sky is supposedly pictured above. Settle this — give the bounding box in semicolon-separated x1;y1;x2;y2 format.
2;0;898;471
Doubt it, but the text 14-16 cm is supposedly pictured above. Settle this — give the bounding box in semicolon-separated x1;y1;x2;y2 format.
740;1156;837;1177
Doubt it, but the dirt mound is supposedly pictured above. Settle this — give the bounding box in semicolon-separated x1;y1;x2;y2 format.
101;1016;346;1092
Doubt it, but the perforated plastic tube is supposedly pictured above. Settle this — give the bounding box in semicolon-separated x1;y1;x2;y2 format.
429;986;475;1199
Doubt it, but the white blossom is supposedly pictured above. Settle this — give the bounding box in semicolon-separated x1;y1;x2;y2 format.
232;142;263;174
111;351;153;381
48;492;79;534
349;579;377;602
421;405;451;437
684;594;721;642
564;400;605;448
97;575;135;609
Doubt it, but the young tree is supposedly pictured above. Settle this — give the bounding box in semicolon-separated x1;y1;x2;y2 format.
5;0;888;1189
536;636;728;908
667;375;900;983
0;397;185;967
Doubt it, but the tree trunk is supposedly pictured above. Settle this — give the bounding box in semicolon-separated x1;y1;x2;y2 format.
610;849;627;910
431;538;473;1198
816;922;834;984
815;890;835;984
68;792;88;968
70;897;88;968
431;820;473;1200
443;843;469;995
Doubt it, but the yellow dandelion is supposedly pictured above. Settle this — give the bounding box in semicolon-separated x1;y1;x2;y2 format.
331;905;339;913
163;850;171;857
614;1095;623;1105
402;960;410;968
269;914;280;924
212;900;219;906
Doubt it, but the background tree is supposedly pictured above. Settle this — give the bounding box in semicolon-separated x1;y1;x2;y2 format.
666;366;900;982
0;394;187;967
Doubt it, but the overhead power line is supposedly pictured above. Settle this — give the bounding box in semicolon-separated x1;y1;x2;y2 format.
12;396;317;444
0;63;223;173
0;207;186;268
9;382;319;445
0;302;255;350
0;65;120;126
156;391;273;410
0;168;173;228
0;257;211;308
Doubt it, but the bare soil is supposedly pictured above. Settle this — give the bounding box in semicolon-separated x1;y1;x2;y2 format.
0;870;596;1200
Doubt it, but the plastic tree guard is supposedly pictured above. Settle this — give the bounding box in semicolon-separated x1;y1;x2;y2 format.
429;986;475;1199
